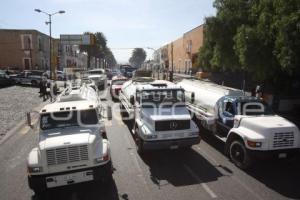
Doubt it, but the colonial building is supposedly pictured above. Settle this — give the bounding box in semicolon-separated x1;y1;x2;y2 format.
0;29;51;71
159;24;204;73
59;44;88;70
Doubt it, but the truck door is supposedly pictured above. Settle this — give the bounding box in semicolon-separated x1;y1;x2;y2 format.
216;101;235;137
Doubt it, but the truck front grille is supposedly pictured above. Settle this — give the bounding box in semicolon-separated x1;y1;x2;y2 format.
273;132;294;148
46;145;89;166
155;120;190;131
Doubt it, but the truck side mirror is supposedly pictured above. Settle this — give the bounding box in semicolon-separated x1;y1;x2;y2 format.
107;106;112;120
130;95;135;105
191;92;195;103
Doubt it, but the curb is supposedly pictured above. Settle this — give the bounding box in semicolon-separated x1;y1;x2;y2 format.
0;101;49;145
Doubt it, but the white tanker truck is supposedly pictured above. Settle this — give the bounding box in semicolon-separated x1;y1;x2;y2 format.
177;79;300;169
119;76;200;154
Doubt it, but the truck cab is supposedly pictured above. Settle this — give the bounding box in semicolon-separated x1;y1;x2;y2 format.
120;79;200;154
215;96;273;137
27;87;112;195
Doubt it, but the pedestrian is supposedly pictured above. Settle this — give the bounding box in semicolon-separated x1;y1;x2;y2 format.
46;80;52;102
251;86;256;97
53;81;58;101
41;78;47;101
39;80;43;97
255;84;263;99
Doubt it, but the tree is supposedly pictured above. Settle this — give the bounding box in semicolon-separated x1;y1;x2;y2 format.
129;48;147;68
197;0;300;92
79;32;117;68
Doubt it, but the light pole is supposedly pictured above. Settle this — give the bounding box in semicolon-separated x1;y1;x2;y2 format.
34;9;65;80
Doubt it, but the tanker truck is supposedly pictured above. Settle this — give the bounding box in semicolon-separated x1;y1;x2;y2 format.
177;79;300;169
119;76;200;154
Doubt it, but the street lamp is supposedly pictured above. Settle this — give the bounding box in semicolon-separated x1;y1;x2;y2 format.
34;9;65;80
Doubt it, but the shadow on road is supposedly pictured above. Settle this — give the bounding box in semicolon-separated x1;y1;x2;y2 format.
31;179;120;200
141;148;223;187
246;158;300;199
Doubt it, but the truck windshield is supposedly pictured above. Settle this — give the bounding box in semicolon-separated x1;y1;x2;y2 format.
239;101;274;116
40;109;98;130
140;89;185;107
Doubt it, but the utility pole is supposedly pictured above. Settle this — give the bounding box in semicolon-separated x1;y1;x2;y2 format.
49;14;52;79
34;9;65;80
170;42;174;82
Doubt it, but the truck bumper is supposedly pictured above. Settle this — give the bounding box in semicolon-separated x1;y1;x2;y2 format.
143;137;201;150
248;148;300;160
28;161;112;191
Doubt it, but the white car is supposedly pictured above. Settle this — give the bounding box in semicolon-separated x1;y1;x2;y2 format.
88;74;107;90
44;70;65;81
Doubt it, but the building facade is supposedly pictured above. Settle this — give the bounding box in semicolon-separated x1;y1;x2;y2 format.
0;29;51;71
159;24;204;74
60;44;88;70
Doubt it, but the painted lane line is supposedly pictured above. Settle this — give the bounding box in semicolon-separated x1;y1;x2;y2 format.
184;164;218;199
195;146;264;200
196;146;219;166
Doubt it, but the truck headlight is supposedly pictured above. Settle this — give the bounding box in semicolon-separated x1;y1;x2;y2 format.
145;135;157;139
247;140;262;148
28;166;43;173
94;154;109;164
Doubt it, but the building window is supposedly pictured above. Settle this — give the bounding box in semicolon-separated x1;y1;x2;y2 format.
21;34;32;50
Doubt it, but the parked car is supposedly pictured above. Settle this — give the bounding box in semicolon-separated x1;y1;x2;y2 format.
0;71;15;87
43;70;65;80
12;70;44;86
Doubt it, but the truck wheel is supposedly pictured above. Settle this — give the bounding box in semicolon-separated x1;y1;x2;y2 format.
135;133;144;155
229;140;252;169
120;104;127;118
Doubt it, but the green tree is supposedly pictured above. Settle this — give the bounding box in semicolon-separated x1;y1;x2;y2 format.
129;48;147;68
79;32;117;68
197;0;300;91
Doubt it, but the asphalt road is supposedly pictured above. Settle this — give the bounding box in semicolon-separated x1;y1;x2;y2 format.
0;87;300;200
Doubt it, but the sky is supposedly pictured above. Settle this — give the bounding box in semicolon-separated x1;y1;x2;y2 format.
0;0;216;63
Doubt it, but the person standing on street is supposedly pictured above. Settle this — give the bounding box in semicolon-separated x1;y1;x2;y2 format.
41;78;47;101
46;80;52;102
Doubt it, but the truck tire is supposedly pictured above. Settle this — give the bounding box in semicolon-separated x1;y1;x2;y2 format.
229;140;252;169
135;131;144;155
120;104;127;118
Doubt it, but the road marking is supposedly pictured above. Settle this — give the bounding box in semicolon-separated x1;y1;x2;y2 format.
195;146;264;200
196;146;219;166
184;164;217;199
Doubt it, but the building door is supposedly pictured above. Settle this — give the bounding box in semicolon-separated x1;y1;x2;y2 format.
24;58;31;70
